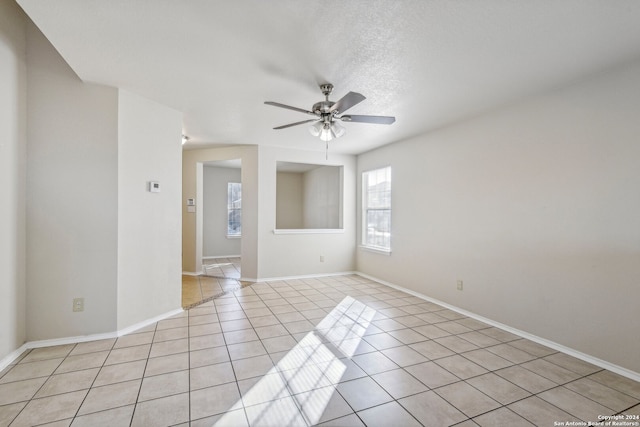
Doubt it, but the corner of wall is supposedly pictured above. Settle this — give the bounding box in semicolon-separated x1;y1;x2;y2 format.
116;90;183;330
0;0;28;360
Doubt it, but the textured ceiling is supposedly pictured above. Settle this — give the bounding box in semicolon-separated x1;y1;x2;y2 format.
17;0;640;154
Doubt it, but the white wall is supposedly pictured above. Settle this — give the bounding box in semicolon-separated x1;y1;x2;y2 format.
183;145;356;280
117;90;182;330
25;21;119;340
357;60;640;374
15;19;182;342
1;3;185;354
203;165;241;257
0;0;27;360
276;172;303;229
303;166;342;229
257;147;356;279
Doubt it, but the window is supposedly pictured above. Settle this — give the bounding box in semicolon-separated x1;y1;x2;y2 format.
227;182;241;237
362;166;391;251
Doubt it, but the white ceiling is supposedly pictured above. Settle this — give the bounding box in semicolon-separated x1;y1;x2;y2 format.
17;0;640;155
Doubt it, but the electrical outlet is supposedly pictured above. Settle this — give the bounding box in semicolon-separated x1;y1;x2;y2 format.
73;298;84;312
457;280;463;291
320;255;325;262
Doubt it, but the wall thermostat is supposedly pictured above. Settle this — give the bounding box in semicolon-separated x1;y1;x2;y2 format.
186;198;196;213
149;181;160;193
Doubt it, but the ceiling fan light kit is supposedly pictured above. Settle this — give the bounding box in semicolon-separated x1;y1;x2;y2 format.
265;83;395;145
309;120;346;142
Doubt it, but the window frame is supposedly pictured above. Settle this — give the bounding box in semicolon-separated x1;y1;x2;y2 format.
361;166;392;253
227;182;242;238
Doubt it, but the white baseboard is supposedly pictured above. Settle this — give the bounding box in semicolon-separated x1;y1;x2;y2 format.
254;271;358;283
181;271;200;276
356;272;640;383
202;255;240;260
116;308;184;337
0;308;183;373
0;344;29;373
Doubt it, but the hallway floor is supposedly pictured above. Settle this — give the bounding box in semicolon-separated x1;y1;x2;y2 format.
203;257;241;280
181;275;244;309
1;275;639;426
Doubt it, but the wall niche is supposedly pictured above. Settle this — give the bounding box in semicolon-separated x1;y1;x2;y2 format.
276;162;343;230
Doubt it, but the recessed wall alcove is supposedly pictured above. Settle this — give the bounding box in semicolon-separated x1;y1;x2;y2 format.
275;162;343;231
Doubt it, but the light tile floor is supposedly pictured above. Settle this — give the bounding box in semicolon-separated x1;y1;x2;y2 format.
181;275;246;309
203;257;241;280
2;275;639;426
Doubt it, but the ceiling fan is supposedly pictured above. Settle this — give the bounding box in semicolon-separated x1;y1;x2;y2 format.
264;83;395;143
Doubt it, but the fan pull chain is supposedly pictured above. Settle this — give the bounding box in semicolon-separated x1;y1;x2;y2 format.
326;140;328;160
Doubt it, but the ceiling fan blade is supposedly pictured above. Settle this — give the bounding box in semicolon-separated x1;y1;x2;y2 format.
264;101;315;116
329;91;366;114
273;119;317;130
340;115;396;125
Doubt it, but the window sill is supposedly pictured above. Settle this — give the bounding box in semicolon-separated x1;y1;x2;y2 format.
226;235;241;239
359;245;392;255
273;229;344;235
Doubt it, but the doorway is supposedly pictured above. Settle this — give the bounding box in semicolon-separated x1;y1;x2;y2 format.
200;158;242;279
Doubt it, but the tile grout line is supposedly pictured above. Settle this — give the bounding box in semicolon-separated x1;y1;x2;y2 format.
128;320;159;427
179;298;640;425
20;338;125;425
5;346;70;426
241;281;310;426
332;302;427;427
3;275;640;426
187;305;192;426
222;289;253;427
69;339;114;424
399;326;631;424
291;280;584;425
208;278;636;424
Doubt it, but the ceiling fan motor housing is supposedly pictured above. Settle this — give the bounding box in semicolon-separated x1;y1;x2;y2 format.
312;101;335;116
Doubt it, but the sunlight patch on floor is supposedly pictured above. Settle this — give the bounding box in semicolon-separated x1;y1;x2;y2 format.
216;296;376;426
